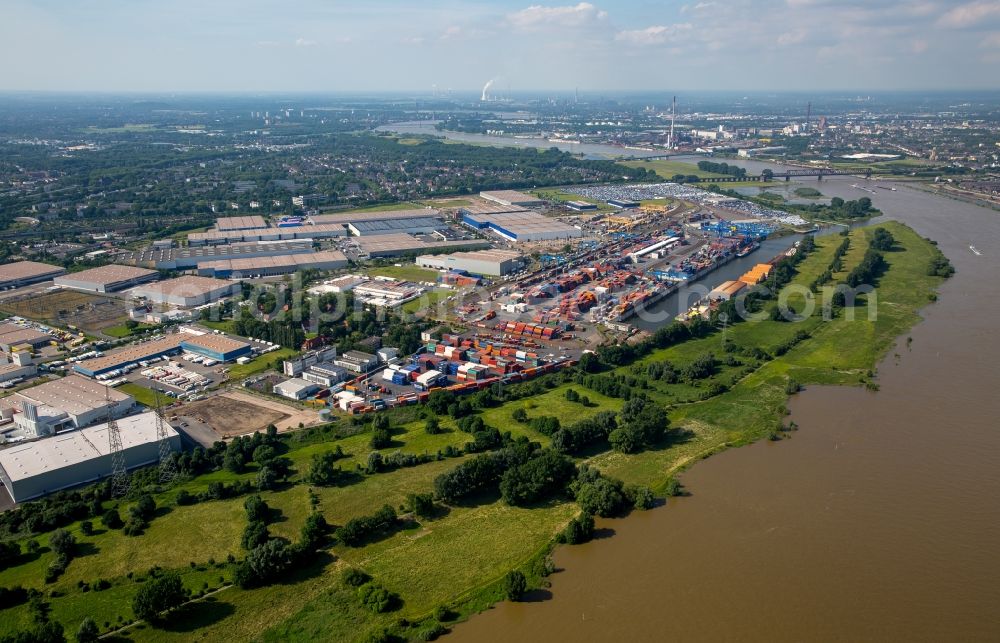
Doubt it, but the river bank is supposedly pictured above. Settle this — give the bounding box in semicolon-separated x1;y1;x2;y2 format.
447;183;1000;642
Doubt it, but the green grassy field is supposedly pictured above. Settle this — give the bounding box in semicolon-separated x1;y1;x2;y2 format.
116;382;162;408
228;347;298;380
622;158;728;179
103;323;157;338
421;198;473;208
401;289;451;314
0;222;946;643
366;265;441;283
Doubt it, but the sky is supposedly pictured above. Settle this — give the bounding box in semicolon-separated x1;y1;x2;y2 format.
2;0;999;93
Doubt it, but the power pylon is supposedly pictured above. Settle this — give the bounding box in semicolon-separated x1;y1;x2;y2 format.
105;386;131;498
153;390;177;484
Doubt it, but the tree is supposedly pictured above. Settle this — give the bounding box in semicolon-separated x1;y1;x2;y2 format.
500;450;576;506
608;428;639;454
424;417;441;435
370;424;392;450
0;541;20;571
575;478;627;517
503;570;526;601
48;529;76;561
101;507;123;530
305;451;344;486
870;227;895;251
406;493;435;519
241;521;269;550
300;512;329;550
234;539;294;589
243;495;269;523
132;572;187;622
562;513;595;544
75;617;99;643
130;494;156;522
256;465;278;491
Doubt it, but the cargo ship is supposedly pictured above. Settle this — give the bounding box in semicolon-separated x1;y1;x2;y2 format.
608;282;676;322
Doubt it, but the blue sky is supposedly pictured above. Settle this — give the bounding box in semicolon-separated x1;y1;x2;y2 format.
2;0;999;92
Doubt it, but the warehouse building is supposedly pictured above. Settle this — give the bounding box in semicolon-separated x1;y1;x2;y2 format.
566;200;597;211
460;210;582;243
283;347;338;377
334;350;378;373
5;375;135;435
125;240;315;269
355;234;488;258
458;202;531;216
54;265;159;293
307;209;440;226
0;351;37;386
179;333;252;363
187;224;348;246
479;190;545;208
352;278;425;307
0;323;54;353
301;363;350;387
196;250;349;278
417;249;524;277
130;276;239;307
0;411;179;502
73;336;184;377
273;378;320;401
215;215;269;231
708;280;746;301
347;216;444;236
0;261;67;290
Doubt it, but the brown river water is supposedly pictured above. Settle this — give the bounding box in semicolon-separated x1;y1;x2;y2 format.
451;179;1000;642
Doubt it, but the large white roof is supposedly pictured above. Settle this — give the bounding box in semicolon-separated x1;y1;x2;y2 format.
0;412;171;482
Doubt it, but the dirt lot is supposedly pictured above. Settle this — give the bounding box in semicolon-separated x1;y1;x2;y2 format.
177;391;319;439
0;289;129;332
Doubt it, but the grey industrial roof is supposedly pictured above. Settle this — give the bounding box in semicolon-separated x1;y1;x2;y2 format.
127;240;314;264
0;261;65;282
14;375;132;418
131;276;235;299
56;265;157;286
75;336;184;373
0;323;53;346
349;217;443;234
197;250;348;272
0;412;168;481
215;216;268;231
308;209;440;226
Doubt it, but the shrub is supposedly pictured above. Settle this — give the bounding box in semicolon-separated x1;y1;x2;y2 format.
562;513;595;545
132;572;187;622
503;570;526;601
101;508;123;530
175;489;196;506
243;495;269;523
358;583;398;613
75;617;99;643
342;568;372;588
241;521;269;551
406;493;436;519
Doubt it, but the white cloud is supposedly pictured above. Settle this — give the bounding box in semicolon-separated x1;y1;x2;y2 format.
440;25;463;40
911;38;929;53
615;24;691;46
294;37;317;47
937;1;1000;28
507;2;608;31
777;29;807;45
980;31;1000;47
